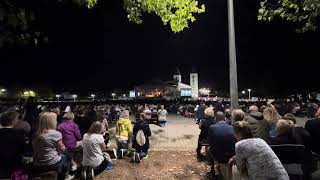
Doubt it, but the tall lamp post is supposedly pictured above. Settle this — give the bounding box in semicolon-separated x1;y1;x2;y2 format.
56;94;61;102
111;93;116;100
227;0;238;109
91;94;96;101
72;94;78;102
248;89;251;101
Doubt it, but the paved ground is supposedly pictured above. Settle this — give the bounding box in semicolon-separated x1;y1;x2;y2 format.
105;114;320;179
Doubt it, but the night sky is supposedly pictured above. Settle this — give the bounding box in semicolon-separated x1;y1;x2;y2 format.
0;0;319;96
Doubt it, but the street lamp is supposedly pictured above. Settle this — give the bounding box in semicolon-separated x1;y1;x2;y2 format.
248;89;251;101
242;91;245;94
91;94;95;101
1;89;6;92
72;94;78;102
111;93;116;100
56;94;61;102
228;0;238;109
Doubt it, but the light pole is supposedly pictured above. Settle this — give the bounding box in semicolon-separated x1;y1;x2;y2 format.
248;89;251;101
228;0;238;109
111;93;116;100
56;94;61;102
72;94;77;102
91;94;95;101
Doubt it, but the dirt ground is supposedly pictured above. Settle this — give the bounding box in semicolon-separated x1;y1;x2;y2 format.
96;151;210;180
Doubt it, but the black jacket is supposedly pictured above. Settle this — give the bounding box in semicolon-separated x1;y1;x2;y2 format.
132;120;152;153
208;121;236;163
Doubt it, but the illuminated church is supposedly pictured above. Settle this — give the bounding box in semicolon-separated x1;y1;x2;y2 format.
130;68;199;99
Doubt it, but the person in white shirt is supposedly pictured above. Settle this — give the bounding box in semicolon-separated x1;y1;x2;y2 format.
158;105;168;127
81;121;112;179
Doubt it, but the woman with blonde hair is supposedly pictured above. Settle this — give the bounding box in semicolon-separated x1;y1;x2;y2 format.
81;121;111;179
263;104;282;138
33;112;73;180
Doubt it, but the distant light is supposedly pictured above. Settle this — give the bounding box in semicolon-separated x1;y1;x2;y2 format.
56;94;61;98
91;94;96;98
123;94;126;97
111;93;116;96
248;89;251;92
23;90;36;97
242;91;245;94
72;94;78;98
1;89;6;92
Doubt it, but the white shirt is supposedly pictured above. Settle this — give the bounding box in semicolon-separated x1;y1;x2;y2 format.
82;133;105;167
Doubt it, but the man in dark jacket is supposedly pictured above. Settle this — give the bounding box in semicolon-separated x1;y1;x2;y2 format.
132;113;152;163
245;105;270;143
196;107;216;159
208;111;236;179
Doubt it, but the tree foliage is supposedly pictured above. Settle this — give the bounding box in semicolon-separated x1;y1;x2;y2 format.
258;0;320;32
123;0;205;33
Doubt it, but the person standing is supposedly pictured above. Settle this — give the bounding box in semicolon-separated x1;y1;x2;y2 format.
245;105;270;143
158;105;168;127
57;112;82;171
207;111;236;180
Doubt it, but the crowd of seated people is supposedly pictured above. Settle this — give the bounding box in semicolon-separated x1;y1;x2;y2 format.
196;101;320;180
0;101;158;180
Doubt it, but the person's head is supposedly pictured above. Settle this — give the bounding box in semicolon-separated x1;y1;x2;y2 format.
249;105;258;112
233;121;253;141
215;111;225;121
283;113;296;124
0;111;19;127
161;105;165;110
63;112;75;120
96;111;107;122
51;107;61;115
263;106;281;125
120;110;130;119
276;119;294;136
224;109;231;118
37;112;57;136
232;109;245;122
204;107;215;118
88;121;103;134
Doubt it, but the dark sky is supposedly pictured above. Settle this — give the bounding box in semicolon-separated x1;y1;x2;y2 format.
0;0;319;96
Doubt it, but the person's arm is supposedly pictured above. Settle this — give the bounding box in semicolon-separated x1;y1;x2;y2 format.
98;135;107;151
99;143;107;152
57;139;66;153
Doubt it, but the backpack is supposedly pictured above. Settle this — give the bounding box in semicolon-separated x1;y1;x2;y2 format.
136;130;146;146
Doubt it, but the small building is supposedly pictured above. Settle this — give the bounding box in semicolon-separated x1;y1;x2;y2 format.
130;68;198;99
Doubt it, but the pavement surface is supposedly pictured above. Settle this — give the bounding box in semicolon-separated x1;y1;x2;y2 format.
107;114;320;179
